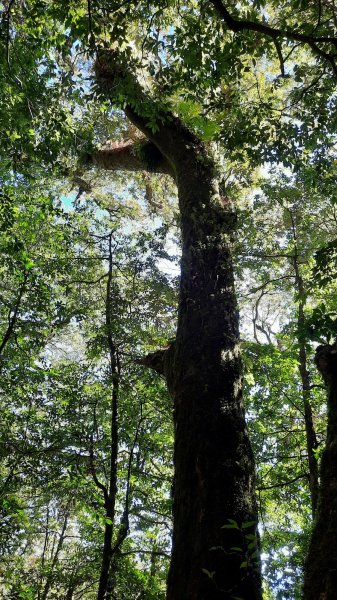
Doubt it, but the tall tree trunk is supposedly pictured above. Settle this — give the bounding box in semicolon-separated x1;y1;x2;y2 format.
297;320;319;516
303;341;337;600
96;232;120;600
97;516;115;600
165;162;261;600
66;586;74;600
292;251;319;516
94;51;262;600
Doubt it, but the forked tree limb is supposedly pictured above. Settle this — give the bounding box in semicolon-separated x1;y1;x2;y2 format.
210;0;337;44
210;0;337;75
93;50;213;181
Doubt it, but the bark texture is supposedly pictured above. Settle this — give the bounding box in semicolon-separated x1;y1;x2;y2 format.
167;193;261;599
95;51;262;600
303;341;337;600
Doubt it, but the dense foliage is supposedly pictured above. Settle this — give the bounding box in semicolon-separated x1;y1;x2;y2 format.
1;0;337;598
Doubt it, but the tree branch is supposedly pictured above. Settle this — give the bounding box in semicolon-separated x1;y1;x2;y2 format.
91;139;173;176
120;549;170;558
210;0;337;73
257;473;308;490
0;272;28;356
274;38;285;77
135;348;169;376
94;49;212;180
210;0;337;43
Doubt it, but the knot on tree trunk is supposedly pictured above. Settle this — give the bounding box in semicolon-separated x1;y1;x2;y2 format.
136;348;168;376
135;342;175;393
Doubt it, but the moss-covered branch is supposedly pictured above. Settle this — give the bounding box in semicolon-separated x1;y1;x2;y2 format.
91;139;174;176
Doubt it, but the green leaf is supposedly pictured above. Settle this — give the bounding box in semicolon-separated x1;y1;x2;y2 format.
201;568;216;579
242;521;257;529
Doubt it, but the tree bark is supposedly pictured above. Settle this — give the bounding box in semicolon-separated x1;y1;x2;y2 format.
303;341;337;600
94;51;262;600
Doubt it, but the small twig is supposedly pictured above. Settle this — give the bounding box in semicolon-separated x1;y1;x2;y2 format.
257;473;308;490
120;549;170;558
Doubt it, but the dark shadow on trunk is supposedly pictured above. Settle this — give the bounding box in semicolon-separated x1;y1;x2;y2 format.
303;341;337;600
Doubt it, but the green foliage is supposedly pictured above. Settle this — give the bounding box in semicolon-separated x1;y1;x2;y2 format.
0;180;175;597
304;303;337;343
1;0;337;598
313;240;337;288
244;343;315;599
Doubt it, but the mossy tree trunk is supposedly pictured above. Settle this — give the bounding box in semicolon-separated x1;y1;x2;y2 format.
303;342;337;600
163;154;261;600
93;51;262;600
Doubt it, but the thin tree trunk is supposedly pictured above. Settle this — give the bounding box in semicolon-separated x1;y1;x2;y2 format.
0;272;27;374
106;406;144;599
293;252;319;516
40;510;69;600
94;52;262;599
94;230;136;599
66;586;74;600
97;232;120;600
303;341;337;600
298;325;319;516
97;517;114;600
65;568;77;600
287;210;319;516
38;504;50;600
